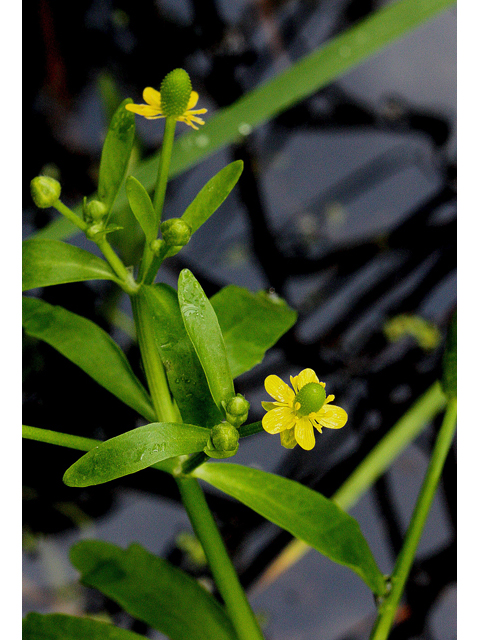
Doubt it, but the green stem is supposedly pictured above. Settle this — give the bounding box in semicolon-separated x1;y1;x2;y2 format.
130;295;177;423
139;116;177;281
96;236;139;295
369;397;457;640
180;452;210;475
177;476;265;640
53;200;88;232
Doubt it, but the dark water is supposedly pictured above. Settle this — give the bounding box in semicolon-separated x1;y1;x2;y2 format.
23;1;456;638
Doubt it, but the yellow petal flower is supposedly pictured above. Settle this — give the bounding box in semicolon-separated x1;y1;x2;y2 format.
125;86;207;129
262;369;348;450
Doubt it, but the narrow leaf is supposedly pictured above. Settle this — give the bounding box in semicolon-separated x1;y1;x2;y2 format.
178;270;235;413
139;284;222;427
63;422;210;487
22;297;155;422
166;161;244;257
211;285;297;378
70;540;237;640
126;175;157;243
195;463;387;596
98;98;135;212
23;613;147;640
22;239;119;291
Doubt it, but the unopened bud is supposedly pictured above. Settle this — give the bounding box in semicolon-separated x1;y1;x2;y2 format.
211;423;239;451
84;199;108;222
160;218;192;247
30;176;61;208
225;394;250;427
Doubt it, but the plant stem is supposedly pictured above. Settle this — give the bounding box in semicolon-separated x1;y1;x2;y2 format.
130;295;177;423
95;236;139;294
177;476;265;640
369;397;457;640
139;116;177;282
53;200;88;232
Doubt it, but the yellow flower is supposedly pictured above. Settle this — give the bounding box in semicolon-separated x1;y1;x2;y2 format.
125;87;207;130
261;368;348;450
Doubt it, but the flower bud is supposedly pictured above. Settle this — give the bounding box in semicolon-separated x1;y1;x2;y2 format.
160;218;192;247
30;176;61;208
211;423;240;452
84;199;108;222
160;68;192;117
225;394;250;427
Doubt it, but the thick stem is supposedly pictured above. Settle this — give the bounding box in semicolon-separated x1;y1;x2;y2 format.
369;397;457;640
177;476;265;640
130;295;177;423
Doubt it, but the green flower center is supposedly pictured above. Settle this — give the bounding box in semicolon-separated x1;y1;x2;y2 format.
295;382;326;417
160;68;192;117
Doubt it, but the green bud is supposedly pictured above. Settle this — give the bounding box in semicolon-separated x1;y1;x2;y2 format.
30;176;61;208
211;423;239;452
161;218;192;247
160;68;192;117
225;394;250;427
84;199;108;222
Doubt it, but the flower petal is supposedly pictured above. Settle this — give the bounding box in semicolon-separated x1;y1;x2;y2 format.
315;404;348;430
296;368;320;390
265;375;295;404
294;417;316;450
187;91;199;110
280;428;297;449
262;407;296;434
125;103;162;118
143;87;161;107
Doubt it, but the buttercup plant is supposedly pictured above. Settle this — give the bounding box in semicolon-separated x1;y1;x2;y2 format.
23;66;456;640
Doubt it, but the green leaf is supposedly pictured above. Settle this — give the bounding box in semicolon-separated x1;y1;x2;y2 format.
22;239;119;291
441;310;456;399
139;284;222;427
28;0;455;244
98;98;135;213
166;161;244;257
70;540;237;640
178;270;235;414
23;613;147;640
211;286;297;378
125;175;157;243
22;297;155;423
63;421;211;487
194;463;387;596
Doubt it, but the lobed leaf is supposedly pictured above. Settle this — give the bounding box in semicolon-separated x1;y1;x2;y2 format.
23;613;147;640
139;284;222;427
22;297;155;422
98;98;136;213
211;285;297;378
63;422;210;487
22;238;119;291
178;270;235;414
194;463;387;596
70;540;237;640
